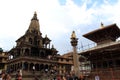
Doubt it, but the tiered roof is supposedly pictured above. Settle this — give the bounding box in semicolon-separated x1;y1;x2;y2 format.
83;23;120;44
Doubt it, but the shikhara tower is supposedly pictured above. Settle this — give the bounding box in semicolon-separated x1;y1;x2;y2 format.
7;12;60;79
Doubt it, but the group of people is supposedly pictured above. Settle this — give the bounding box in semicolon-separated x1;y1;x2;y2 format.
0;70;11;80
15;70;22;80
0;70;85;80
0;70;22;80
49;73;85;80
53;74;79;80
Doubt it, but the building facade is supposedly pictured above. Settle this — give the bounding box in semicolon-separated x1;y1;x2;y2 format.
80;23;120;80
0;48;8;71
7;12;73;80
57;52;73;75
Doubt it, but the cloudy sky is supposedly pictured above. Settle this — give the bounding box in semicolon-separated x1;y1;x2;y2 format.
0;0;120;54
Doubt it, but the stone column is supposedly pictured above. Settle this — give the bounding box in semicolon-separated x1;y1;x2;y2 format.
70;31;79;77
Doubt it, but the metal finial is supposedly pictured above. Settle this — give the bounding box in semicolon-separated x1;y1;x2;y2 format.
100;22;104;28
31;11;37;20
71;31;76;39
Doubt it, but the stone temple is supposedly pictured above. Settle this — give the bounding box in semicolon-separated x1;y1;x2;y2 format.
7;12;73;80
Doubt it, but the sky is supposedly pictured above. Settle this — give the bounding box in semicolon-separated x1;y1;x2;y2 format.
0;0;120;54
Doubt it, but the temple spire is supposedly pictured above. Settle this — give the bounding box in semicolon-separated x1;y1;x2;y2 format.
26;12;41;35
100;22;104;28
31;11;38;20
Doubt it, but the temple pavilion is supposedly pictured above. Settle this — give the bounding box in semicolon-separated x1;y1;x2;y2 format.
79;23;120;80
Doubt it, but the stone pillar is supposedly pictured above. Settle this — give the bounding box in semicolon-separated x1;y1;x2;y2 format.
70;31;79;77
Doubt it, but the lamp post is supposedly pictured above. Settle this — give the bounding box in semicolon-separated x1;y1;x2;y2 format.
70;31;79;77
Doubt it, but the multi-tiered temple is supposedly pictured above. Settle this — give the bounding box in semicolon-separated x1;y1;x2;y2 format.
7;12;73;80
80;23;120;80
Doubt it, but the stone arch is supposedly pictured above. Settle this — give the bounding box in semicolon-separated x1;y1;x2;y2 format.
34;36;37;45
40;51;46;58
44;64;48;69
29;38;33;44
17;49;21;56
29;63;34;71
24;48;29;56
35;63;39;71
15;64;17;71
39;64;44;71
44;64;49;72
19;62;22;69
31;47;39;57
24;62;29;70
17;63;20;69
49;64;53;70
11;65;14;72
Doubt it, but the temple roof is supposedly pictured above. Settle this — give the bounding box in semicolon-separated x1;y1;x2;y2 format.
83;23;120;43
16;12;41;42
28;12;40;33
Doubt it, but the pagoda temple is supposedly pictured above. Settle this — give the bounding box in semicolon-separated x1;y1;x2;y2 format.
80;23;120;80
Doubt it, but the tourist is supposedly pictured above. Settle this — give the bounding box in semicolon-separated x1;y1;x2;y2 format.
7;74;11;80
79;75;84;80
68;74;73;80
56;74;61;80
62;75;66;80
1;73;11;80
1;70;5;80
15;70;22;80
